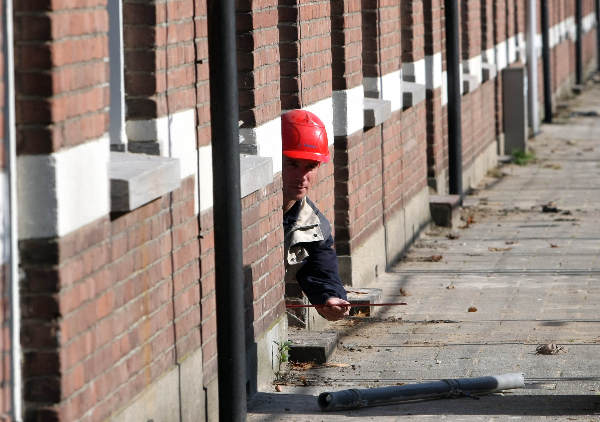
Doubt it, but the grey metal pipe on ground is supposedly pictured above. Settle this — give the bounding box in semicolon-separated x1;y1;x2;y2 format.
318;373;525;411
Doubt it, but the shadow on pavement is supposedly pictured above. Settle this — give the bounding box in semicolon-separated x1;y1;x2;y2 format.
248;392;600;417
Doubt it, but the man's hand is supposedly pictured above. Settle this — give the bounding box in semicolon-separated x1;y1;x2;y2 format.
317;297;350;321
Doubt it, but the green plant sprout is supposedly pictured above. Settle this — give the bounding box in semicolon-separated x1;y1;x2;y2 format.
274;340;292;379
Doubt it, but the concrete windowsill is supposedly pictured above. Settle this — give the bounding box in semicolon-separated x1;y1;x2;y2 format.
364;97;392;128
402;82;426;110
109;151;181;212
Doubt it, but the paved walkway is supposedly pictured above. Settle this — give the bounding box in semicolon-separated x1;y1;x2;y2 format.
248;80;600;421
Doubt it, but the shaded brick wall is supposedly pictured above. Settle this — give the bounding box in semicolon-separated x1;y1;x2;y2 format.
331;0;362;90
237;0;281;127
362;1;401;78
402;0;425;63
14;0;109;155
242;175;285;341
123;0;197;120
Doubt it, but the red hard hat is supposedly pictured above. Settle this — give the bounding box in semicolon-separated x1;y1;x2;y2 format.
281;109;330;163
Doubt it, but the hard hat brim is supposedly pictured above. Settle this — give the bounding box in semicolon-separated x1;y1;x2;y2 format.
283;149;330;163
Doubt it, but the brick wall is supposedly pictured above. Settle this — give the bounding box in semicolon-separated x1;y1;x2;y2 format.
123;0;197;121
14;0;109;155
331;0;362;90
19;177;201;421
362;1;401;78
402;0;425;64
237;0;281;127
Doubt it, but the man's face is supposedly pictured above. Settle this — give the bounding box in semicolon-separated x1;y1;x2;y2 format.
282;156;320;202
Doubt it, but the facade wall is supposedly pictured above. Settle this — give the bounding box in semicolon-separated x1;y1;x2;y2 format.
0;0;597;420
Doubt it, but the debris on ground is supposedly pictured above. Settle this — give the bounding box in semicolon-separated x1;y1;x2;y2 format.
489;247;513;252
468;306;478;312
535;343;566;355
543;163;563;170
398;287;410;296
447;232;460;240
542;202;560;213
550;243;559;248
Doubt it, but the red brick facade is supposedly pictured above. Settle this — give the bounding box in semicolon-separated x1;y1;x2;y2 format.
0;0;598;420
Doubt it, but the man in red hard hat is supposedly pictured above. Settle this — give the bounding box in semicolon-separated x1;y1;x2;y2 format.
281;109;350;321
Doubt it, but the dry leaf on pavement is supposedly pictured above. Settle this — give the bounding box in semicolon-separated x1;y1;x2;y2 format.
536;343;566;355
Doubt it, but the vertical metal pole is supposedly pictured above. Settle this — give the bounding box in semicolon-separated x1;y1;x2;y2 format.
596;0;600;71
576;0;583;85
541;0;553;123
3;0;22;419
527;0;540;134
207;0;247;420
444;0;463;197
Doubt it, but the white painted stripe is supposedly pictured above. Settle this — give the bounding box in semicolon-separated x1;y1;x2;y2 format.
496;40;508;71
464;55;482;85
18;137;110;239
333;85;365;137
517;32;526;63
483;47;495;66
402;59;426;85
197;144;213;213
441;70;448;106
508;35;517;64
239;117;282;174
425;53;443;90
126;109;196;180
364;70;402;112
303;97;335;146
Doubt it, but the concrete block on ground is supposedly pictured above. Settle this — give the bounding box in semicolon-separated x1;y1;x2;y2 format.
346;287;382;316
288;329;339;364
402;82;426;109
363;97;391;128
429;194;462;228
109;151;180;212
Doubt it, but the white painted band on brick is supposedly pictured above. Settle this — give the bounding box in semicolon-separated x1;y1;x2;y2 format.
403;59;426;85
18;137;110;239
583;12;597;33
126;109;196;180
0;171;6;263
567;17;576;40
496;40;508;72
303;97;335;146
508;36;517;64
197;144;213;213
517;33;526;63
239;117;282;174
464;55;482;85
364;70;402;112
425;53;443;90
483;47;495;65
441;70;448;107
333;85;364;137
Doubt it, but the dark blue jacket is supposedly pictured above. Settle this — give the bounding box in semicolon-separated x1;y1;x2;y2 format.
283;197;347;305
